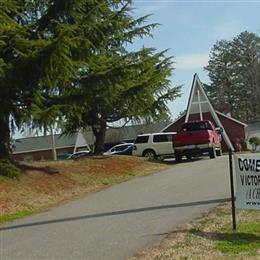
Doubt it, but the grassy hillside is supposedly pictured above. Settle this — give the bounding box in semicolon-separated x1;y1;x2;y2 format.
0;156;168;223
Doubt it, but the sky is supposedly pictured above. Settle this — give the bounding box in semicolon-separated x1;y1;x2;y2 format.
131;0;260;119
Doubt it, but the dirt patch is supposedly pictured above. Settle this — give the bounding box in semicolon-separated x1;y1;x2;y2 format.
0;156;168;217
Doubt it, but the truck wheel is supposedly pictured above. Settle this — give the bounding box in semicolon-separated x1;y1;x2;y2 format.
186;154;192;160
143;150;156;160
209;147;216;159
175;151;182;163
216;147;222;156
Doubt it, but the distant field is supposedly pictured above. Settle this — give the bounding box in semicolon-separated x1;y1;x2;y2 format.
0;156;168;223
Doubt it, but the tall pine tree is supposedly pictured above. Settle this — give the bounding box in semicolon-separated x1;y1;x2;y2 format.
60;2;181;154
0;0;120;171
205;31;260;122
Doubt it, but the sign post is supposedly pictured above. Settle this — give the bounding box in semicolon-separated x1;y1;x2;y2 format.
228;149;236;230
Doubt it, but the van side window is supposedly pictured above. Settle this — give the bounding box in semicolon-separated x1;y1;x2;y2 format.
153;134;168;143
135;136;149;144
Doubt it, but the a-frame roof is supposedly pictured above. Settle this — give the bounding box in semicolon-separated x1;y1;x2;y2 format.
186;74;212;120
164;74;235;150
186;74;234;150
161;110;247;133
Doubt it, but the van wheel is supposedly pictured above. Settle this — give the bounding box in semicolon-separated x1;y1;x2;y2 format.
209;147;216;159
143;150;156;160
216;147;222;156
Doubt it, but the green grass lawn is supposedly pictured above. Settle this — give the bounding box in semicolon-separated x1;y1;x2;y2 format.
132;204;260;260
0;210;34;225
215;221;260;256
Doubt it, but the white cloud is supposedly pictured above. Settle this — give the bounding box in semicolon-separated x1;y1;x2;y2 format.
175;52;209;70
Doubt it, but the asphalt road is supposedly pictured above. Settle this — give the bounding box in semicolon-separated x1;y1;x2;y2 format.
0;156;231;260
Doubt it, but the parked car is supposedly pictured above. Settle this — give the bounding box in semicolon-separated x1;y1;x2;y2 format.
67;150;92;159
103;143;134;155
132;132;176;160
173;120;222;162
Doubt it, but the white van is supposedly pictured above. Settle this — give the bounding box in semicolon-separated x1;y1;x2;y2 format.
132;132;176;160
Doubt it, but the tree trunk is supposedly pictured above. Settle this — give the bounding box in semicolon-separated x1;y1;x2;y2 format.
0;110;11;160
92;118;107;155
50;125;57;161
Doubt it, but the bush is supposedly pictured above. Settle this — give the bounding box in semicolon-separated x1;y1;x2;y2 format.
249;136;260;151
0;159;21;178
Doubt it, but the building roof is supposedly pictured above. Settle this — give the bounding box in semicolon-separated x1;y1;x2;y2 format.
83;122;170;145
186;74;234;149
103;122;170;144
13;133;82;154
162;111;247;133
216;111;247;127
162;74;247;150
13;123;169;153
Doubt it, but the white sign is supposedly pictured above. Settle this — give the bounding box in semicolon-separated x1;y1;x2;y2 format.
233;153;260;209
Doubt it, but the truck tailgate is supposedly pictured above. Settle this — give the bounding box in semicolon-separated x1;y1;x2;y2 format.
173;131;210;146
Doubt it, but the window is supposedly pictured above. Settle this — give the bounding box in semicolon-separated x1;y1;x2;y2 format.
115;145;129;151
135;136;149;144
153;134;168;143
71;152;84;159
181;122;213;132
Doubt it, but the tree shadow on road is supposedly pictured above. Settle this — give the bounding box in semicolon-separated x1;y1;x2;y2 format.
0;198;230;231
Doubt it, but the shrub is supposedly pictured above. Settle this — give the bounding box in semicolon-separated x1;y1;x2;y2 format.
248;136;260;151
0;159;21;178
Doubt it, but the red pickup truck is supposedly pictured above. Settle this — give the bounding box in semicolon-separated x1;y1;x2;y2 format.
172;120;222;162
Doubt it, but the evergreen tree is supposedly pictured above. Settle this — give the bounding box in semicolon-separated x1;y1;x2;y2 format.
0;0;121;165
205;31;260;122
205;40;238;116
61;2;181;154
0;0;181;165
231;31;260;121
0;0;45;160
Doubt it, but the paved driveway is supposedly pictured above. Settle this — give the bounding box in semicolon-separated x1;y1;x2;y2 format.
0;156;231;259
